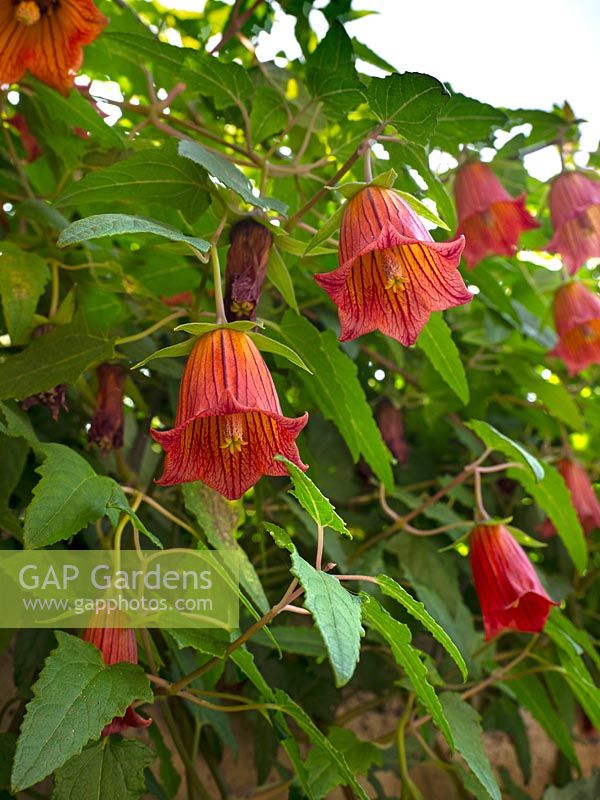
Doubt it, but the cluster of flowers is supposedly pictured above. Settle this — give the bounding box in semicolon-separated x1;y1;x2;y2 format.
2;0;599;734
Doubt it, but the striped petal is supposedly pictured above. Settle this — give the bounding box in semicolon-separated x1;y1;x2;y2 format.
152;329;308;500
542;459;600;537
0;0;107;94
469;524;557;640
550;283;600;375
547;204;600;275
315;186;470;345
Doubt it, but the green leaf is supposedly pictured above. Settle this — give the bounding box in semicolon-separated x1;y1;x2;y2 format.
252;625;327;659
250;87;288;142
507;463;587;573
290;551;363;687
57;146;211;223
23;444;116;549
440;692;501;800
394;189;450;230
271;689;369;800
0;242;50;342
434;93;509;150
247;331;310;372
351;38;397;73
304;726;381;798
11;633;152;792
367;72;448;144
132;339;195;370
263;521;295;553
306;21;365;119
467;420;544;481
506;362;583;431
280;312;394;489
417;312;469;404
58;214;210;255
182;481;269;614
0;319;113;402
505;673;578;767
361;595;453;747
106;485;163;549
178;140;286;214
275;455;349;535
543;773;600;800
52;738;155;800
266;246;299;312
545;608;600;671
304;204;343;254
482;697;531;783
377;575;467;681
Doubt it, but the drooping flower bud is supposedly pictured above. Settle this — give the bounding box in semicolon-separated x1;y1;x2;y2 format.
454;161;539;268
469;523;557;640
88;363;126;453
82;626;151;735
549;282;600;376
377;399;408;465
21;324;68;421
540;458;600;537
0;0;107;94
7;114;42;162
546;171;600;274
315;186;470;345
152;328;308;500
224;219;272;322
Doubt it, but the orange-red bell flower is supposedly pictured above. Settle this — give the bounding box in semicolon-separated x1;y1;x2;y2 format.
546;171;600;274
0;0;107;94
152;328;308;500
469;523;557;640
82;626;151;736
454;161;539;269
540;458;600;538
315;186;471;345
549;282;600;376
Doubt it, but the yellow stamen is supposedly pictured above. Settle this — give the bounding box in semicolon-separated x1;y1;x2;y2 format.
380;250;406;293
15;1;41;25
220;414;247;455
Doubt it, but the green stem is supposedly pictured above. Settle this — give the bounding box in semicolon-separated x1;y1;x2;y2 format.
116;310;187;346
211;243;227;324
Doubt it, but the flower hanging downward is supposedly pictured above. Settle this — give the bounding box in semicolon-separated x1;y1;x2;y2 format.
546;171;600;274
82;626;151;735
469;523;557;640
152;328;308;500
540;459;600;537
315;186;471;345
454;161;539;268
0;0;107;94
549;282;600;376
88;363;126;453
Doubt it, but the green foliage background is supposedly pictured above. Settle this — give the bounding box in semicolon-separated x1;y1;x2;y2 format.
0;1;599;799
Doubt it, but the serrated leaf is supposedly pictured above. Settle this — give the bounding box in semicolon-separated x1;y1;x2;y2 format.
377;575;467;680
167;628;229;659
507;464;586;573
467;420;544;481
306;21;365;119
291;551;363;687
361;595;453;747
182;481;269;614
267;246;299;312
440;692;501;800
11;633;152;792
435;93;509;150
178;140;286;214
52;738;155;800
24;444;116;549
57;146;211;223
250;87;289;142
280;312;394;488
0;320;113;401
367;72;448;144
417;312;469;404
58;214;210;254
0;242;50;342
304;726;381;798
247;331;310;372
275;455;349;535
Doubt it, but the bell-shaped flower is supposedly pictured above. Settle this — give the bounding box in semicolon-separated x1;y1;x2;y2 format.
540;458;600;537
546;171;600;274
469;523;557;640
315;186;471;346
82;626;151;736
152;328;308;500
454;161;539;268
88;363;126;453
549;282;600;376
0;0;107;94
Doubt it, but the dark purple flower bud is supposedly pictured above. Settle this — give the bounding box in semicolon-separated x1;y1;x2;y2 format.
88;363;127;452
224;219;272;322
